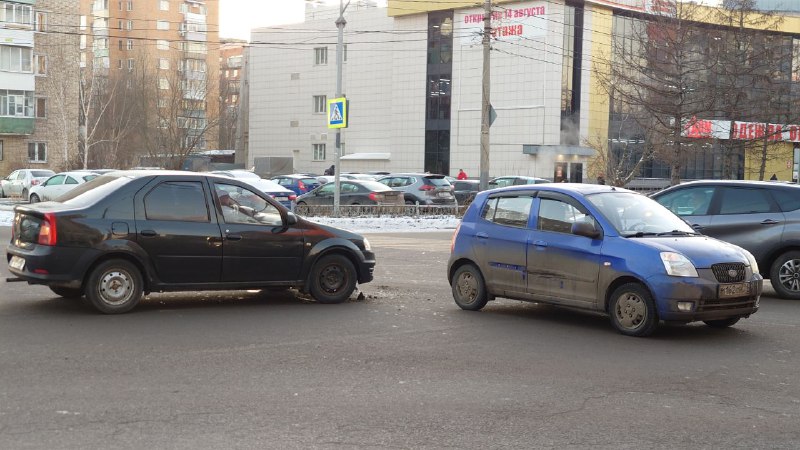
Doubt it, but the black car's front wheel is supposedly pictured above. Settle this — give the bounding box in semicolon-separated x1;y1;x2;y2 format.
309;254;357;304
85;259;143;314
609;283;659;337
770;251;800;300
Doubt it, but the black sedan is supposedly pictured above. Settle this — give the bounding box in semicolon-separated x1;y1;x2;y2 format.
5;171;375;314
296;180;403;206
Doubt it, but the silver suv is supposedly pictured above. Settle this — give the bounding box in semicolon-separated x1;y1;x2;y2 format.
377;173;455;205
652;180;800;299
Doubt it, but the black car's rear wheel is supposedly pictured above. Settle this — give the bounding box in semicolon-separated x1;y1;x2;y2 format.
770;251;800;300
309;254;356;304
85;259;143;314
451;264;488;311
609;283;659;337
703;317;740;328
49;286;82;298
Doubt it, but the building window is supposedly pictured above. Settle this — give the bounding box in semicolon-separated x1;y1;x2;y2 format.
118;39;123;50
80;52;86;67
118;59;123;69
0;140;3;161
0;46;33;73
313;95;326;114
28;142;46;163
314;47;327;65
127;20;133;30
34;55;46;75
128;59;134;70
0;90;34;117
159;58;169;69
80;15;86;30
118;1;122;10
34;12;46;32
127;1;133;11
793;38;800;83
80;35;86;49
0;3;32;26
159;0;169;11
35;98;45;118
157;40;169;51
93;0;109;10
158;98;167;108
157;20;168;30
127;39;133;50
313;144;326;161
158;78;169;89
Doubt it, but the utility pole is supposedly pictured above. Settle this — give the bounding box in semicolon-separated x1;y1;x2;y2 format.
333;0;349;216
479;0;492;191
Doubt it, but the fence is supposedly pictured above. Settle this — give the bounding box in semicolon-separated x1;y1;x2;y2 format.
295;204;467;218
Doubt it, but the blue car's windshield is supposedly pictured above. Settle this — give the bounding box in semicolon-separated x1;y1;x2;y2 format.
586;191;696;236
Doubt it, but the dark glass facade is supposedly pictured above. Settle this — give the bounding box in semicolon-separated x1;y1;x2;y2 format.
560;4;583;146
425;11;453;175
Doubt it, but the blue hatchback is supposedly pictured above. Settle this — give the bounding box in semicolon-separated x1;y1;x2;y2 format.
448;184;762;337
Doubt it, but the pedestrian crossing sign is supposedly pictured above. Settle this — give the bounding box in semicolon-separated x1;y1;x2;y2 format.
327;97;348;129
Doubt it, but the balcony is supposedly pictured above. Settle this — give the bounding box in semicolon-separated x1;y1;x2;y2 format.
0;117;35;135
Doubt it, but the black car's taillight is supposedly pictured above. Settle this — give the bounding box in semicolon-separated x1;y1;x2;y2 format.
37;212;57;246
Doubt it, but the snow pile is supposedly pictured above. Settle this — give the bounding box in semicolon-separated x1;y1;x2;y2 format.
0;210;459;233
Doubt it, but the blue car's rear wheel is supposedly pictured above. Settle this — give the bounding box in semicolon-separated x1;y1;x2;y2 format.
609;283;658;337
452;264;488;311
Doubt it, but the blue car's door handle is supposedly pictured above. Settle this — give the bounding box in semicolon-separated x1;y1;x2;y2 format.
761;219;780;225
476;232;489;239
533;240;547;247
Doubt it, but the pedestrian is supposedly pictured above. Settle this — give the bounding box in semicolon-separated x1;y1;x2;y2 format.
597;173;605;185
324;164;335;176
770;173;778;181
457;169;468;180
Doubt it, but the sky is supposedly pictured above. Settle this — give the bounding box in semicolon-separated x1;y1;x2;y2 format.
219;0;307;41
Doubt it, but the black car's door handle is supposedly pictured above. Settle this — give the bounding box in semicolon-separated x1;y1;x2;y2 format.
761;219;780;225
226;234;243;241
140;230;157;237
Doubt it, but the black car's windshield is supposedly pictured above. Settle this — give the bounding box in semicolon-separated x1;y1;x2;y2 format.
587;191;696;236
56;175;133;206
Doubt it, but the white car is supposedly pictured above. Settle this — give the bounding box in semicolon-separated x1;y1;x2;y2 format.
27;171;99;203
0;169;56;199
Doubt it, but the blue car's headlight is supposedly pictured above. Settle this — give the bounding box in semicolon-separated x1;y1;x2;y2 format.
660;252;698;277
742;249;759;274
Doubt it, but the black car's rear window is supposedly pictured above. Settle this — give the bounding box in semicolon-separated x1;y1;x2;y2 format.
57;175;133;207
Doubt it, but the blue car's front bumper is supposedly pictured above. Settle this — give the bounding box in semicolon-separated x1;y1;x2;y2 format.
647;270;762;322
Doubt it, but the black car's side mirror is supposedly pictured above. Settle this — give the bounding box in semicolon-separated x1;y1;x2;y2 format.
572;221;601;239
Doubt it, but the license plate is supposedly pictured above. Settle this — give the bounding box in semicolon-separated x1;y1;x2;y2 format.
438;192;452;198
275;197;288;202
719;282;750;298
9;255;25;271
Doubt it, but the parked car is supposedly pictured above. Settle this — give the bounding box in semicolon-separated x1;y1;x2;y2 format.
6;171;375;314
297;180;404;206
271;174;321;195
377;173;455;205
488;176;550;188
651;180;800;300
448;183;762;337
212;171;296;211
0;169;56;199
28;171;99;203
452;179;481;205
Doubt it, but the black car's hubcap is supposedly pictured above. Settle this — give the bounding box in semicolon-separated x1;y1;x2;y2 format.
319;264;346;293
778;259;800;292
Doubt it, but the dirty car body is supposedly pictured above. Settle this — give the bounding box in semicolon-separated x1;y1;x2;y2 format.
448;184;762;337
6;171;375;314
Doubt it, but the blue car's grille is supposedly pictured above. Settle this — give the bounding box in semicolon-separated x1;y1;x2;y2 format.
712;263;746;283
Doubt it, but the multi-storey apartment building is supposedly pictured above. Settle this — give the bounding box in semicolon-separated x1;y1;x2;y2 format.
219;38;244;151
78;0;219;166
0;0;80;176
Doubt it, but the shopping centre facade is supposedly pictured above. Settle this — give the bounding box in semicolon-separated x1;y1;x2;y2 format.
247;0;800;182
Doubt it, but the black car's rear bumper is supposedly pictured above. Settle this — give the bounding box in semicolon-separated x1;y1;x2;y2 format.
7;245;98;288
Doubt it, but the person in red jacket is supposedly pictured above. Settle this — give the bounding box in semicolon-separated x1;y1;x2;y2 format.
456;169;468;180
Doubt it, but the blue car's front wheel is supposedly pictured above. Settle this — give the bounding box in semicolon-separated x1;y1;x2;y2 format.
609;283;658;337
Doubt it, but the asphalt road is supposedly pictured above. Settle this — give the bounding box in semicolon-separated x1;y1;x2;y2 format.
1;227;799;449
